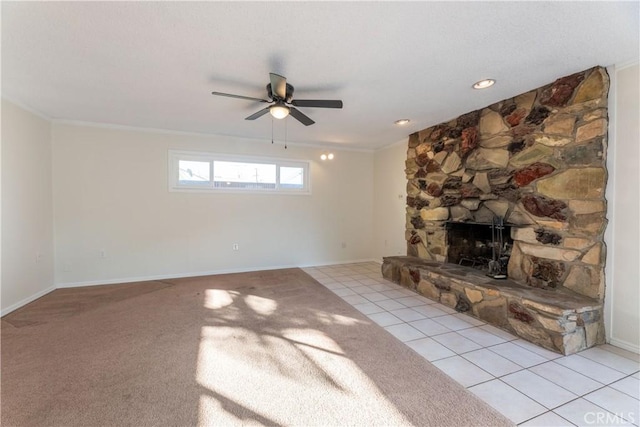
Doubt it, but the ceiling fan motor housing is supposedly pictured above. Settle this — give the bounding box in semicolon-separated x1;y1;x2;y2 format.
266;83;295;102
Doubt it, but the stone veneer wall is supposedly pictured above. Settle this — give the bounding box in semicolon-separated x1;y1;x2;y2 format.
405;66;609;301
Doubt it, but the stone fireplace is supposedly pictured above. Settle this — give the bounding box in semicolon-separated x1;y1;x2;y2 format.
383;66;609;354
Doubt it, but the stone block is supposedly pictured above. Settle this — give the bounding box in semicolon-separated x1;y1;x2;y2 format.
507;243;526;281
417;279;441;301
462;171;474;183
509;144;554;168
472;297;509;329
525;106;552;125
472;172;492;193
506;108;527;127
514;162;555;187
512;227;539;244
559;330;586;355
480;109;509;136
573;68;607;105
571;212;606;234
484;200;510;218
562;141;604;166
400;267;418;290
563;237;592;250
514;91;536;111
433;151;448;165
440;292;458;308
441;152;462;174
420;207;449;221
466;148;510;170
465;289;483;303
536;315;577;333
521;194;568;221
473;206;496;224
536;168;605;200
564;265;600;299
585;321;605;347
534;229;562;245
519;243;581;261
568;200;605;214
543;115;576;136
583;109;605;121
576;119;607;143
460;198;481;211
450;205;473;222
506;205;536;225
507;317;556;351
540;72;585;107
425;173;449;185
416;242;431;259
582;244;601;265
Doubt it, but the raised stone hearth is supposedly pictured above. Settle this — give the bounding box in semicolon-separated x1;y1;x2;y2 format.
382;256;603;355
401;66;610;352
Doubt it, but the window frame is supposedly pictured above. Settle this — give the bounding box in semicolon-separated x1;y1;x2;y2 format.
168;150;311;195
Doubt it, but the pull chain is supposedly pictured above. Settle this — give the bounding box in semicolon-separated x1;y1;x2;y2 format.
284;117;288;149
271;117;274;144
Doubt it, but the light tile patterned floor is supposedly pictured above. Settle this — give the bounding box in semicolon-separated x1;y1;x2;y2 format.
303;262;640;426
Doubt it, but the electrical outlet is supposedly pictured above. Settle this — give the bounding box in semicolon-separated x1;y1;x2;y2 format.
232;243;239;251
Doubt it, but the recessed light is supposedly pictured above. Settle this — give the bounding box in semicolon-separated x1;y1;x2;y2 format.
473;79;496;90
394;119;410;125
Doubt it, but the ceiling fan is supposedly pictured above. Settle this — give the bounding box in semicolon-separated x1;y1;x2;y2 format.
211;73;343;126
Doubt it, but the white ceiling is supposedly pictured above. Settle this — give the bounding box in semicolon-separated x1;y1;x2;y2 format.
2;1;638;150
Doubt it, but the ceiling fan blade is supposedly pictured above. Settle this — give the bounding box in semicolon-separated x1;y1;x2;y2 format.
212;92;269;103
291;99;343;109
245;107;271;121
289;107;315;126
269;73;287;99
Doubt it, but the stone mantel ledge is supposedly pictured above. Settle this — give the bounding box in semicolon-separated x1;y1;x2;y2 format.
382;256;604;355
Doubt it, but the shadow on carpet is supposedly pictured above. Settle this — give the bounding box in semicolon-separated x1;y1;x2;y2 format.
1;268;513;426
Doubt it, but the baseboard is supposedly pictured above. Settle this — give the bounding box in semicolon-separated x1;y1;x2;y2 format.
55;258;379;289
608;337;640;355
1;285;57;317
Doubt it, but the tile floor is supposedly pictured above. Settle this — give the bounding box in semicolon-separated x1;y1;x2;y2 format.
303;262;640;426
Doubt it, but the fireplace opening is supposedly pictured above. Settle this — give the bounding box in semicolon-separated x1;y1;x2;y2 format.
446;219;513;278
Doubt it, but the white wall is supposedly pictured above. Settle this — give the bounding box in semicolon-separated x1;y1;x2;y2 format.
373;139;408;262
52;123;374;286
1;100;55;314
605;63;640;353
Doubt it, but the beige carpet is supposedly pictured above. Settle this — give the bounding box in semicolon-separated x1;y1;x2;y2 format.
1;268;513;426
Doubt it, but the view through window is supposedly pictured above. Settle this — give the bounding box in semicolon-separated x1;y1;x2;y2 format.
169;151;310;194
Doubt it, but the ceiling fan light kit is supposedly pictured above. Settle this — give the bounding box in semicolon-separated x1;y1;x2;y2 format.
212;73;343;126
270;103;290;119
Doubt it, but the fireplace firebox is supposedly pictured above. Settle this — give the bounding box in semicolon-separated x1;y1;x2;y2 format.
446;218;513;279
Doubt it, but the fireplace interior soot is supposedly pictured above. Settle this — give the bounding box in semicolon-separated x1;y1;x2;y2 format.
446;218;513;279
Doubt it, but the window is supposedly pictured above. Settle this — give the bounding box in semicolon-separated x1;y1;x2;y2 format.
169;150;310;194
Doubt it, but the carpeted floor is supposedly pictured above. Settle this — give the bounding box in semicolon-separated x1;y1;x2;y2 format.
1;268;513;426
